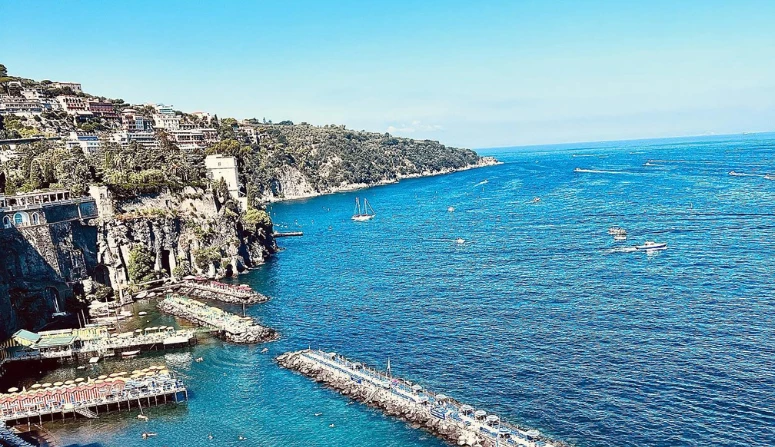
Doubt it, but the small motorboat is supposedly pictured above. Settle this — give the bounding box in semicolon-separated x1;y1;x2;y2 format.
608;226;626;235
455;238;465;244
614;234;627;241
137;414;149;421
447;206;455;212
122;350;141;359
532;197;541;203
635;241;667;251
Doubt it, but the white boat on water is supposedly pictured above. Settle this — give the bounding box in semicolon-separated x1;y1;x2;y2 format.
635;241;667;251
122;350;141;359
614;234;627;241
352;197;375;221
608;226;626;236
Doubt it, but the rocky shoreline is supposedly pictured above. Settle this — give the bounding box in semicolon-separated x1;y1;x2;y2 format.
277;350;494;447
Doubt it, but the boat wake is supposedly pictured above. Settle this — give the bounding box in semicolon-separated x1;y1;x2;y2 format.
606;246;638;254
574;168;631;175
729;171;775;179
473;180;489;187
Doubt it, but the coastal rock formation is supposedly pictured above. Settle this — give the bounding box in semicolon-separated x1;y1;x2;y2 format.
95;188;276;291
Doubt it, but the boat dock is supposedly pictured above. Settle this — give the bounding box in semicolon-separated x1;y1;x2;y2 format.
173;278;269;304
0;368;187;427
278;350;567;447
273;231;303;238
1;327;197;365
158;294;277;344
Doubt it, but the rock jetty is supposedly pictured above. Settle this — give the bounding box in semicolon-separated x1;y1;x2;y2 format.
277;350;567;447
173;279;270;304
158;295;277;344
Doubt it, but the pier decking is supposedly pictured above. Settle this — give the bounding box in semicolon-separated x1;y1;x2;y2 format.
278;350;567;447
0;368;187;427
158;294;277;344
2;327;197;365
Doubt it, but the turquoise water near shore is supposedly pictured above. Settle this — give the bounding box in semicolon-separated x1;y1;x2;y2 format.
50;134;775;447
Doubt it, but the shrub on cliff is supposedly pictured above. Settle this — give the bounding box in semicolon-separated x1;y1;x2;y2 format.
127;245;157;284
243;208;271;228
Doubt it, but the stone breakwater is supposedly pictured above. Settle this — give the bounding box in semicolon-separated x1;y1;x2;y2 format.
158;295;277;344
277;350;567;447
172;281;270;305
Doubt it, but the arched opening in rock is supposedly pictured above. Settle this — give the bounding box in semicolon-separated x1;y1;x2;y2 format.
94;264;112;287
160;249;172;275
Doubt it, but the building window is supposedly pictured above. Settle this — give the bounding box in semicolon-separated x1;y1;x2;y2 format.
2;216;11;229
31;213;40;225
13;212;27;226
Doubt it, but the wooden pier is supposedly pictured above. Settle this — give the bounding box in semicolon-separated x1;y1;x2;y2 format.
0;368;187;428
272;231;303;238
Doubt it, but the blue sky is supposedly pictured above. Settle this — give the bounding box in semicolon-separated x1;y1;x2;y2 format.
2;0;774;148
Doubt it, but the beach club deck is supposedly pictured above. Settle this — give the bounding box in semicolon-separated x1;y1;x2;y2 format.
0;367;187;427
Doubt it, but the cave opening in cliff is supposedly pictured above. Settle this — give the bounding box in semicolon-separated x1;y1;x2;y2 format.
94;264;112;287
161;249;172;276
44;287;61;314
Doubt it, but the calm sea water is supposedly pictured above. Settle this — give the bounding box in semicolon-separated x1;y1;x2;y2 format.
48;134;775;447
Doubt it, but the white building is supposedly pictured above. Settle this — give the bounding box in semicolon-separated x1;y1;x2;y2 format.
120;108;152;132
66;132;102;155
56;95;88;114
0;96;43;115
110;131;159;149
52;82;82;93
205;154;246;209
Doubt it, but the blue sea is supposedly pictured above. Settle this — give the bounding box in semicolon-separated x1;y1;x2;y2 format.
48;133;775;447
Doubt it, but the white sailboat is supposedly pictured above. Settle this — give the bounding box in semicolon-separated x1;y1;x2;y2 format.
352;197;375;221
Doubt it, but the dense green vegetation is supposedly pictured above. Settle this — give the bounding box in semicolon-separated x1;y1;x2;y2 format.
236;124;481;199
127;245;156;283
0;136;206;197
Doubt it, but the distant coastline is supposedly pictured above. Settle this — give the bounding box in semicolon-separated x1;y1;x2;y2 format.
263;156;501;203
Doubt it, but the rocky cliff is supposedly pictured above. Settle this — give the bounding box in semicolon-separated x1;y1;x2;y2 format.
94;187;275;293
0;220;96;339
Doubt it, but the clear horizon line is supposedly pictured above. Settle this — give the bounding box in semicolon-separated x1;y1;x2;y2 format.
474;130;775;151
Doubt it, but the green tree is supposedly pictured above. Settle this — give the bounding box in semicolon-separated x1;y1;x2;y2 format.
127;245;157;283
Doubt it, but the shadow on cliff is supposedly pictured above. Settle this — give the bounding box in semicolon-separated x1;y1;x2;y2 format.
0;223;94;339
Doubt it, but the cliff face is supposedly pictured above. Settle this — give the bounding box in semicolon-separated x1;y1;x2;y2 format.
95;188;275;292
0;221;97;339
